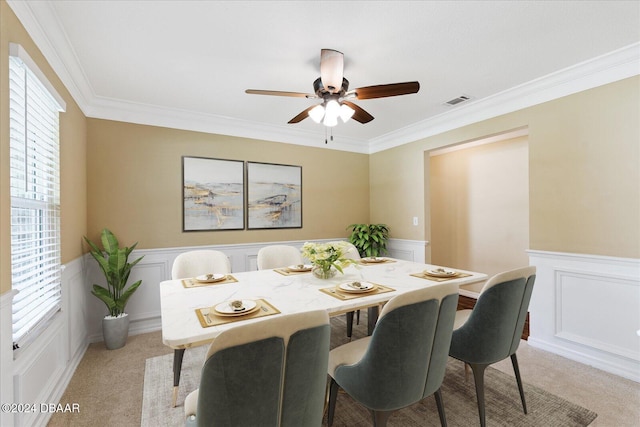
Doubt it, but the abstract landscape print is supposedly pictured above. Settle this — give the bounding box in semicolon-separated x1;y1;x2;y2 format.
182;156;244;231
247;162;302;229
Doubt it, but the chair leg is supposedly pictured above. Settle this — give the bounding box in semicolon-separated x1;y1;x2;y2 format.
510;353;527;414
327;377;339;426
345;312;354;338
172;348;186;407
371;410;394;427
434;388;447;427
469;363;488;427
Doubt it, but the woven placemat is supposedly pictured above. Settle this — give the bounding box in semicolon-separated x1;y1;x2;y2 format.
410;271;472;282
319;283;395;300
195;299;280;328
273;268;312;276
181;275;238;288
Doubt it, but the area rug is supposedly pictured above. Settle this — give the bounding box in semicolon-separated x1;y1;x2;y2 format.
142;316;597;426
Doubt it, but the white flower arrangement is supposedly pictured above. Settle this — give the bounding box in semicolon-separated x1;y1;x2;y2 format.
301;241;355;276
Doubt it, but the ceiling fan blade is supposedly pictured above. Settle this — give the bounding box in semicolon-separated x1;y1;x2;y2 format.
342;101;374;124
245;89;316;98
353;81;420;100
320;49;344;94
288;106;316;124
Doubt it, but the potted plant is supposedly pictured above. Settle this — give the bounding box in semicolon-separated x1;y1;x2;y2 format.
347;223;390;258
84;228;144;350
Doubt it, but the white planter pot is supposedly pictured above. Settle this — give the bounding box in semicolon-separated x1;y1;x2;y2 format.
102;313;130;350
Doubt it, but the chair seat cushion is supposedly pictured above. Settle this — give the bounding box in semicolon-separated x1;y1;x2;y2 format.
328;336;372;376
453;309;472;330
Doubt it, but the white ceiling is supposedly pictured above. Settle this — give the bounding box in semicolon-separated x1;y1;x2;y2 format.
8;1;640;153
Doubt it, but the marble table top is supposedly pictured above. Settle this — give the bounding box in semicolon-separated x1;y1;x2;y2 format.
160;259;487;349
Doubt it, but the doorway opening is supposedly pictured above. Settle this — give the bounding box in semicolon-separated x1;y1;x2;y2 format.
427;127;530;295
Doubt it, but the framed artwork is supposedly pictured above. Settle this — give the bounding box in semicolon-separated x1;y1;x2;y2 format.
182;156;245;231
247;162;302;229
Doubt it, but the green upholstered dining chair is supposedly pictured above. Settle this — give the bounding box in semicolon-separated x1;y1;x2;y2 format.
327;282;459;427
256;245;303;270
184;310;330;427
448;266;536;427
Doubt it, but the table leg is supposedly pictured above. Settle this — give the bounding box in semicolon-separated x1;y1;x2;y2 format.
367;306;379;335
172;348;186;407
346;311;354;338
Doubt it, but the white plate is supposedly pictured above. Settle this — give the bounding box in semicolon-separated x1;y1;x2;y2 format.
338;281;376;293
362;257;385;263
214;299;258;316
425;269;457;278
287;264;312;272
195;273;227;283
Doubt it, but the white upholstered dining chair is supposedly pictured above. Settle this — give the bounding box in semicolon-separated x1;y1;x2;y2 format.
171;249;231;279
256;245;303;270
169;249;231;407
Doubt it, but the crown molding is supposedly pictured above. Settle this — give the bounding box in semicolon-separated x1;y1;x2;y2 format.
368;42;640;154
7;0;93;109
85;97;371;153
9;1;639;155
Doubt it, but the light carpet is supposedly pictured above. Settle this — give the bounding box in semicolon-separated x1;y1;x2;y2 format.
142;317;597;426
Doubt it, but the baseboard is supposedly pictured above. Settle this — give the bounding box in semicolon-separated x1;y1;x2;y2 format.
528;336;639;382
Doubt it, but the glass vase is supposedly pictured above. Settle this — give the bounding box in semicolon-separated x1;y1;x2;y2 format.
312;265;337;279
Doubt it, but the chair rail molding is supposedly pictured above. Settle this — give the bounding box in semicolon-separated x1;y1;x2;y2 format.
527;250;640;382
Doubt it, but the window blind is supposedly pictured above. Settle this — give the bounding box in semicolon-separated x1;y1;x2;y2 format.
9;47;65;349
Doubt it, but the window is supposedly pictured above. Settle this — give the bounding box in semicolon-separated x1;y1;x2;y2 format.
9;44;66;350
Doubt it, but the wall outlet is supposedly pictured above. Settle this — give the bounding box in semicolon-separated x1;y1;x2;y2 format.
412;217;419;226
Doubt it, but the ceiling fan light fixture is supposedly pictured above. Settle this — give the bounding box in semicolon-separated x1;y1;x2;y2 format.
308;104;325;123
322;100;341;127
339;103;355;123
323;114;338;127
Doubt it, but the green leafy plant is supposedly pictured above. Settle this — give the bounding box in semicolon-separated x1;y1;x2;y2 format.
347;223;390;257
84;228;144;317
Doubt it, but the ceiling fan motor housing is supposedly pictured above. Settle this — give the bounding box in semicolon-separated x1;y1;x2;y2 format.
314;77;349;98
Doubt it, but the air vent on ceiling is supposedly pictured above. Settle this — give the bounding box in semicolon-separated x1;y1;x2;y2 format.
443;94;472;106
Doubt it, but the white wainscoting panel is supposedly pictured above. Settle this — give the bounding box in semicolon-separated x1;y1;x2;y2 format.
1;290;18;427
64;258;88;371
528;250;640;382
386;239;427;263
12;316;66;427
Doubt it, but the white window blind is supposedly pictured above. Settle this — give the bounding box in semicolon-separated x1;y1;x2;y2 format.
9;44;65;349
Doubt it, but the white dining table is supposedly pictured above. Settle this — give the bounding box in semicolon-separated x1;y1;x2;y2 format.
160;258;487;406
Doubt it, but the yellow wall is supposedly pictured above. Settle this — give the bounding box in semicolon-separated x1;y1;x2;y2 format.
0;1;87;294
86;119;370;248
430;136;530;276
371;76;640;259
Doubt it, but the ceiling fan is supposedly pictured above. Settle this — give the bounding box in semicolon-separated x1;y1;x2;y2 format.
246;49;420;127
